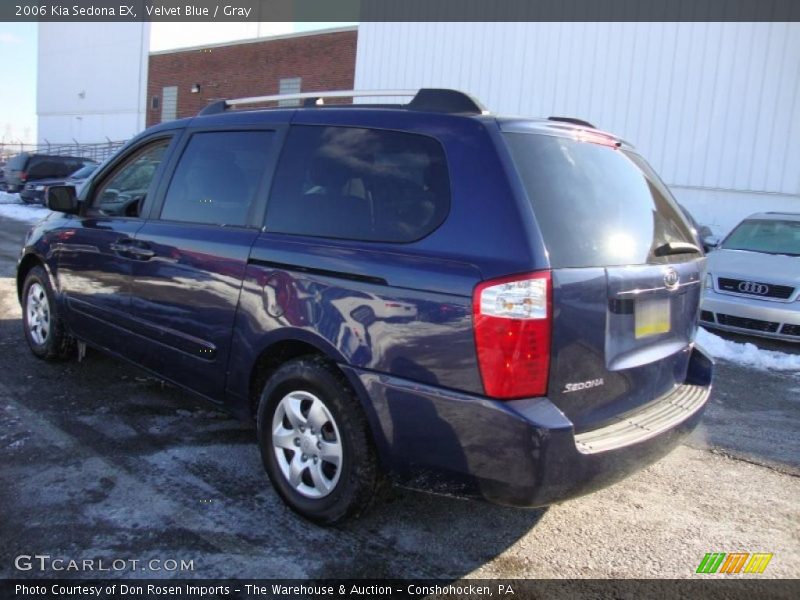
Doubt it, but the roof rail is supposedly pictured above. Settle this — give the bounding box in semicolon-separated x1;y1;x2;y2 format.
548;116;597;128
197;89;487;116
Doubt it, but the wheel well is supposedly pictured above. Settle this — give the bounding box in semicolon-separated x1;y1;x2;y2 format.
248;339;329;419
16;254;43;302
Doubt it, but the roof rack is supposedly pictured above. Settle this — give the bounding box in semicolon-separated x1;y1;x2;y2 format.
548;116;597;128
198;88;488;117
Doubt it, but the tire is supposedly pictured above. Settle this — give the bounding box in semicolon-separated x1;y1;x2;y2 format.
256;356;383;525
21;265;73;361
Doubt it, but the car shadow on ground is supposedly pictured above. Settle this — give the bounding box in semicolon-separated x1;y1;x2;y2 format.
0;316;546;579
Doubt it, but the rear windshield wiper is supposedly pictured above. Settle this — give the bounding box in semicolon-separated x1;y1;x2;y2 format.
653;241;702;257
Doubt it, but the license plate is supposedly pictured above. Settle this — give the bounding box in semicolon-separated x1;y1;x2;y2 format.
635;298;671;338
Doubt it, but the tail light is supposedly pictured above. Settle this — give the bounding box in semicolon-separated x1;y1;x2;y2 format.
472;271;552;399
20;171;27;182
573;130;621;149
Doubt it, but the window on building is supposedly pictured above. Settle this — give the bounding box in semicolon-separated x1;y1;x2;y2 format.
151;96;160;110
161;86;178;122
159;131;274;227
278;77;302;107
92;140;170;217
265;125;451;243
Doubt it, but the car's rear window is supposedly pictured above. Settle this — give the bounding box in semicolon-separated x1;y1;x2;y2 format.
7;154;27;170
504;132;695;268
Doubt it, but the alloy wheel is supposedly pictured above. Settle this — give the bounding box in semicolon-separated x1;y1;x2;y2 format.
271;390;343;499
26;282;50;346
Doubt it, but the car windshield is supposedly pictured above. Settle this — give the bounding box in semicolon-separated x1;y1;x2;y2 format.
721;218;800;256
70;164;97;179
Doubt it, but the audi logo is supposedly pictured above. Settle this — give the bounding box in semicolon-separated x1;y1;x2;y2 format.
738;281;769;295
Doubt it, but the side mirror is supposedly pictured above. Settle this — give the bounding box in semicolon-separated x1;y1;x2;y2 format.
45;185;79;214
702;236;719;252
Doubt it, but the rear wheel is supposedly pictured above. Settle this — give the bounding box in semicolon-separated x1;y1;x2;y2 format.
256;357;382;524
22;266;73;360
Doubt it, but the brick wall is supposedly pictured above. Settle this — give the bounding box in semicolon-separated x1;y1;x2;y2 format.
146;29;357;127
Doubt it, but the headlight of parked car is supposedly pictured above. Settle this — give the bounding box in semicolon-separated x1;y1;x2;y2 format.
704;273;713;292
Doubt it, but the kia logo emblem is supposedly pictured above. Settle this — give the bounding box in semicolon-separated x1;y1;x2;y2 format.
663;268;679;290
738;281;769;295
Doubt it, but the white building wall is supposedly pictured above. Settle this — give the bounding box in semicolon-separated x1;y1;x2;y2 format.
355;22;800;235
37;22;149;145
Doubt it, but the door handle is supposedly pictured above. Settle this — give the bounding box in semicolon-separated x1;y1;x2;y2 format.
127;247;155;259
109;240;133;253
109;239;155;260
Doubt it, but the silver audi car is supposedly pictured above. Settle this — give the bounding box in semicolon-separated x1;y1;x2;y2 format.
701;212;800;342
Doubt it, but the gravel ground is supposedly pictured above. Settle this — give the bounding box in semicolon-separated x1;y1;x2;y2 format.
0;215;798;580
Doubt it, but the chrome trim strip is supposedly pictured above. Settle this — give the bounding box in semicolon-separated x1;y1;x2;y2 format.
615;279;701;296
227;89;417;107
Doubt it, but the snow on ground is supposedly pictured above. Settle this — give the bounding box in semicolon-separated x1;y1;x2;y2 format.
0;192;21;204
697;327;800;372
0;192;51;223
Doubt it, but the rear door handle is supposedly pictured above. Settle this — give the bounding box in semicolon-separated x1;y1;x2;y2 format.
109;240;133;253
127;246;155;259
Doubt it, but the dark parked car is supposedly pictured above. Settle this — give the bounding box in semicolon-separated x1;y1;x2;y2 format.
20;162;99;204
16;89;713;524
4;153;90;194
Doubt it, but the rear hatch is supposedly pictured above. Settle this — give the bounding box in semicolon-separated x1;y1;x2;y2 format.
4;153;28;189
502;124;704;432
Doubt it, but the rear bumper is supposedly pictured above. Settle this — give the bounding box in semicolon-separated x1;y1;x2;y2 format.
702;290;800;342
343;345;712;507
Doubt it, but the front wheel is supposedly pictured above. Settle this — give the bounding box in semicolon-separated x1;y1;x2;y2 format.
22;265;73;360
256;357;383;524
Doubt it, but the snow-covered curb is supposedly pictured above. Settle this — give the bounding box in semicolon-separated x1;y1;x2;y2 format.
697;327;800;371
0;192;52;223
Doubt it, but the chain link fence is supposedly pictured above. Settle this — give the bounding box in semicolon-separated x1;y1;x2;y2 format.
0;139;127;164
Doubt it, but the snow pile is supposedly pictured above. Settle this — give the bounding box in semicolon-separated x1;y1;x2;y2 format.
697;327;800;371
0;191;21;204
0;192;51;223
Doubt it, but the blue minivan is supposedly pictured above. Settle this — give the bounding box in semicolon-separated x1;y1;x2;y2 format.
17;89;712;524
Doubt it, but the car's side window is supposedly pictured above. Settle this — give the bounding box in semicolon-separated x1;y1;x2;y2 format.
265;125;451;243
91;140;170;217
28;159;56;179
159;130;274;227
